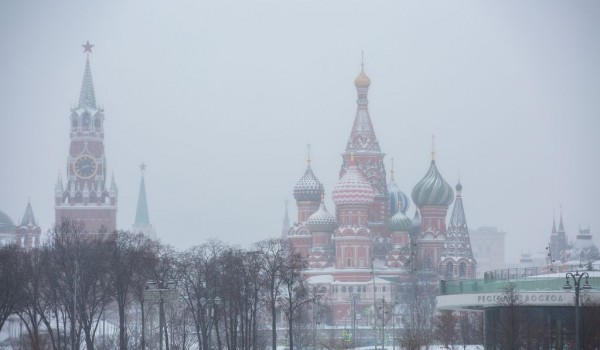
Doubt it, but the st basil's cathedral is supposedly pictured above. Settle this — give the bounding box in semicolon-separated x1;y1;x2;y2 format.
285;64;476;325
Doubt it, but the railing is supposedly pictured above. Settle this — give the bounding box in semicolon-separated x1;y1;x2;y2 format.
439;265;600;296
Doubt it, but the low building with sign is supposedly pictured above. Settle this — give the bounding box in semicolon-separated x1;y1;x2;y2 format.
437;267;600;349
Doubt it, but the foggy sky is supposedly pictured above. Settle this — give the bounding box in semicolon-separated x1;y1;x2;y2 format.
1;0;599;263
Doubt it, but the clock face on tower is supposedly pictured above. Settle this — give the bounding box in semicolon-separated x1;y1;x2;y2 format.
73;155;98;179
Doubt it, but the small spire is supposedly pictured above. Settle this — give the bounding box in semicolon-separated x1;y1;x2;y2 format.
55;173;63;192
110;173;118;193
282;199;290;238
552;210;557;234
558;206;565;232
431;135;436;161
140;162;147;173
20;201;37;227
390;157;395;181
134;169;150;225
361;50;364;68
306;144;311;166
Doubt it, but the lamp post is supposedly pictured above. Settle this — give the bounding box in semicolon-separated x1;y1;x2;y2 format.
199;296;222;350
145;280;177;350
564;271;591;350
347;292;360;346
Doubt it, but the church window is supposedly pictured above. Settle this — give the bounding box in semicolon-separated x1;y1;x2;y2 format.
342;286;346;293
446;262;453;280
349;286;353;293
459;262;467;277
94;118;101;130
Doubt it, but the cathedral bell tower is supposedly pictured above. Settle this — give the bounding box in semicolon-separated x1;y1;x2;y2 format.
54;42;118;233
339;61;388;253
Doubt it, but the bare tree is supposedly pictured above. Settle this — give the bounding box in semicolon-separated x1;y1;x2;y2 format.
278;250;315;350
108;230;156;350
176;240;225;350
435;310;458;349
0;244;23;334
255;239;289;350
397;271;436;350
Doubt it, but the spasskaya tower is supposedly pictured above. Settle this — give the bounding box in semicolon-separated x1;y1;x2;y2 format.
54;42;118;233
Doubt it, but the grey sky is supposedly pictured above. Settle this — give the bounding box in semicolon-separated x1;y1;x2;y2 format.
1;0;599;263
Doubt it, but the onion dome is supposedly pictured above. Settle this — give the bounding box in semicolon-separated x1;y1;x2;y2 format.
332;156;375;206
307;200;337;232
389;210;412;232
293;164;324;202
388;160;410;215
354;65;371;87
411;159;454;207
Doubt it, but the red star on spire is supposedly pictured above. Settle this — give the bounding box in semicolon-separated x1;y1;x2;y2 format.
82;41;94;54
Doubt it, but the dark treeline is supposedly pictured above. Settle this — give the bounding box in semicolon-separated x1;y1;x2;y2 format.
0;219;315;350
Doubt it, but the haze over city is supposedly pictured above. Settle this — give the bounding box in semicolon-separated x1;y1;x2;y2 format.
1;0;599;263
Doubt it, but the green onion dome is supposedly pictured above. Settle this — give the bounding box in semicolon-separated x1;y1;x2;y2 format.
389;210;412;232
411;160;454;207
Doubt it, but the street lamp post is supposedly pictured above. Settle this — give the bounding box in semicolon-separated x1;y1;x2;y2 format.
145;280;177;350
564;271;591;350
199;296;222;350
346;292;360;346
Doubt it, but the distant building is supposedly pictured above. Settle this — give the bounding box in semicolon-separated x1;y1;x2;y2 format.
0;202;41;248
470;226;506;277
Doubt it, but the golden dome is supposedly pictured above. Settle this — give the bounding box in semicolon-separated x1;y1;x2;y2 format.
354;65;371;87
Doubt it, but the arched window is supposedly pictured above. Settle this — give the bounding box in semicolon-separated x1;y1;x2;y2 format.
342;286;346;293
94;118;101;130
345;247;353;268
82;115;90;130
446;262;454;280
459;262;467;277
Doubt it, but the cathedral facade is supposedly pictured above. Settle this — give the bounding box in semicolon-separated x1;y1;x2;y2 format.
286;64;476;326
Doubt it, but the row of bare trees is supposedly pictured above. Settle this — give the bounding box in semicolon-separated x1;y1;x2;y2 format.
0;220;316;350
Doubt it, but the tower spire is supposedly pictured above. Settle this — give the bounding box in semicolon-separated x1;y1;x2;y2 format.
78;41;97;109
134;164;150;225
558;206;565;232
307;143;311;166
431;135;436;161
133;163;156;239
20;200;37;227
282;199;290;239
390;157;395;181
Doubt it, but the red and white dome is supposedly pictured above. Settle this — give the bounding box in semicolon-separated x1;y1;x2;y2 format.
332;161;375;206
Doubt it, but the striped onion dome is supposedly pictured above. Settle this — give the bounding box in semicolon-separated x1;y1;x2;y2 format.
388;178;410;215
307;201;337;232
411;160;454;207
332;160;375;206
389;210;412;232
293;165;324;202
